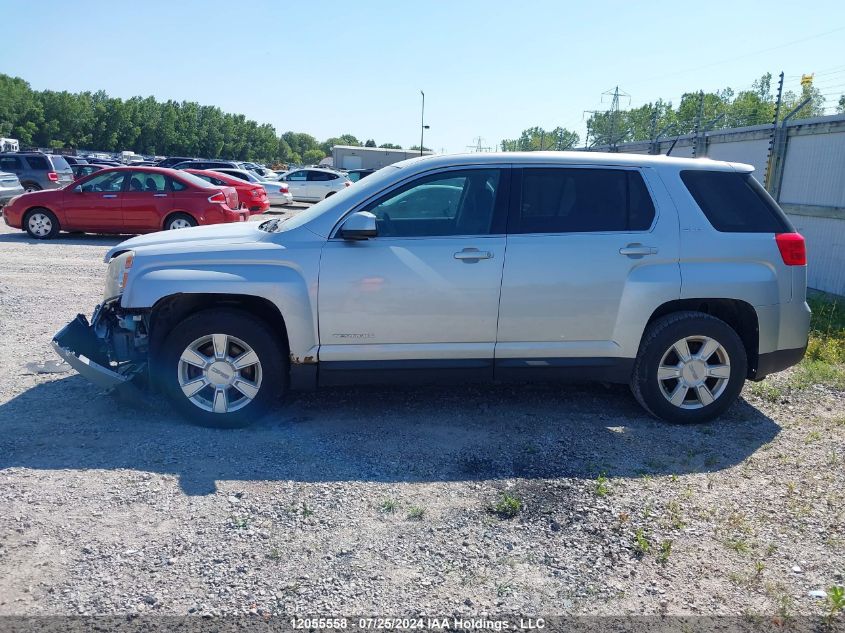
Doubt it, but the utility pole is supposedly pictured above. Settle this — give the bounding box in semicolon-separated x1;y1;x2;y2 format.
692;90;705;158
764;71;785;191
419;90;429;156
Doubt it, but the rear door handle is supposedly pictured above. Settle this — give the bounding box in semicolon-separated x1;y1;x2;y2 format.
454;248;493;261
102;194;118;199
153;193;167;197
619;243;658;257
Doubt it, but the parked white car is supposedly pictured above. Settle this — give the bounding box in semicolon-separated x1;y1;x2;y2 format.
278;168;351;201
210;168;293;206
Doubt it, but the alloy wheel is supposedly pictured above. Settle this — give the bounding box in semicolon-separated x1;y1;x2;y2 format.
657;335;731;409
177;334;262;414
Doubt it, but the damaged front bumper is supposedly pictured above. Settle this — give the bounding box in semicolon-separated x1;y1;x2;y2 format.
52;302;149;390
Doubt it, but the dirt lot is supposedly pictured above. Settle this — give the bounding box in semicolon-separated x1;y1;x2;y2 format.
0;216;843;622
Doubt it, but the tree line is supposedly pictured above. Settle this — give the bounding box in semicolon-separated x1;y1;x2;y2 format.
501;73;844;151
0;74;403;165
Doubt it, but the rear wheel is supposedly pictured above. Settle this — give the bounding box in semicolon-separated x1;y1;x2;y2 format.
159;309;287;428
23;182;41;193
165;213;197;230
24;208;60;239
631;311;747;423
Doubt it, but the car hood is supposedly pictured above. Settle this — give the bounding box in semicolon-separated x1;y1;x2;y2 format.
104;221;264;261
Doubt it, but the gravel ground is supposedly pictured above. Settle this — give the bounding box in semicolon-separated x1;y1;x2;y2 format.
0;215;843;621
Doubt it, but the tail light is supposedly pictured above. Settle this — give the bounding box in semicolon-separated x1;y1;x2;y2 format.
279;184;289;193
208;191;226;204
48;172;59;182
775;233;806;266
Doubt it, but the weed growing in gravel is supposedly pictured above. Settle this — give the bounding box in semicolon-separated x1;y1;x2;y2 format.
301;503;315;518
805;430;822;443
231;516;250;529
657;540;672;565
827;586;845;623
595;473;610;497
379;498;399;514
490;493;522;519
666;500;686;530
406;506;426;521
496;581;514;597
633;528;651;557
268;548;282;561
747;381;783;403
725;537;750;554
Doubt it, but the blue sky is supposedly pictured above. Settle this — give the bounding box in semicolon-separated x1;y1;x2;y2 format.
3;0;844;152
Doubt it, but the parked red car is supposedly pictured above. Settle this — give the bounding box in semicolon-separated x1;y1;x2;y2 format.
185;168;270;214
2;166;248;239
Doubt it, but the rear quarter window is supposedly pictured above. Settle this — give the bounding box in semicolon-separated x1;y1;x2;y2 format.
49;156;71;171
680;170;792;233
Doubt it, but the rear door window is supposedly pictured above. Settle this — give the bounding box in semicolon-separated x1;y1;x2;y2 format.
512;168;655;234
0;156;22;171
127;171;166;192
680;170;791;233
25;156;50;170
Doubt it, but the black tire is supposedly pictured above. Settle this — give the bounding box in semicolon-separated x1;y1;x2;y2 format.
631;311;747;424
23;208;61;239
325;191;335;199
22;182;41;193
158;308;287;428
164;212;197;230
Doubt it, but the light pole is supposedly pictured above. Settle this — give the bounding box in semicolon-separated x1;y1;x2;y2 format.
420;90;429;156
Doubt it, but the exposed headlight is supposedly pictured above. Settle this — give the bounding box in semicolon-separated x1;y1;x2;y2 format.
103;251;135;300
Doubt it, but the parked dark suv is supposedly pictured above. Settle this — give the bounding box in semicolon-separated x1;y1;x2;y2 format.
0;152;75;192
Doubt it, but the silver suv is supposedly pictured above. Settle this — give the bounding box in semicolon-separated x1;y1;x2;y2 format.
0;152;74;191
53;152;810;427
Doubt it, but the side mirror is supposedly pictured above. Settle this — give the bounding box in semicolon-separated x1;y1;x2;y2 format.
340;211;377;240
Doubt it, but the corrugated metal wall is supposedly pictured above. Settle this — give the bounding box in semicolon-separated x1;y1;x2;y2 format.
591;115;845;296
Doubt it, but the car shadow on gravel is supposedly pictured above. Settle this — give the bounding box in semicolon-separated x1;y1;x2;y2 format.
0;232;129;246
0;375;780;495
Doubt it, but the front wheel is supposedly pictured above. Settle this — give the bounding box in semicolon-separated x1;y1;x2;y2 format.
159;309;287;428
24;208;60;239
631;311;747;423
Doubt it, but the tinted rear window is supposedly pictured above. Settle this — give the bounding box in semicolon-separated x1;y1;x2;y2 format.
680;170;791;233
513;168;655;234
25;156;50;170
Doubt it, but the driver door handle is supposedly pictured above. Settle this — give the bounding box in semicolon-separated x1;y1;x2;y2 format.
454;247;493;261
102;194;118;198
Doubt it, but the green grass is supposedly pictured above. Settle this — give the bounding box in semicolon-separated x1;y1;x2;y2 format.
595;473;610;497
406;506;426;521
379;498;399;514
795;294;845;389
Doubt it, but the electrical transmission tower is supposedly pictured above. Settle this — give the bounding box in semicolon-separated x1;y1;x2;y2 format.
583;86;631;150
466;136;492;152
